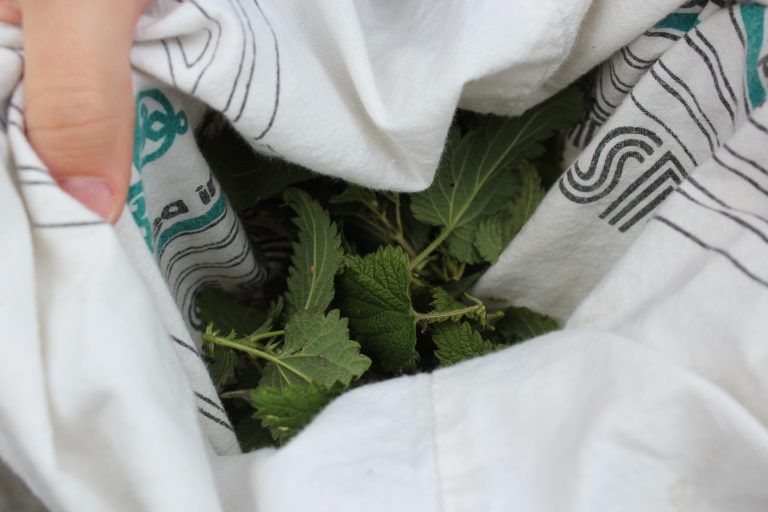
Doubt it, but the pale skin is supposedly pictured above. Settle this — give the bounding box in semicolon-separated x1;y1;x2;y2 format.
0;0;149;223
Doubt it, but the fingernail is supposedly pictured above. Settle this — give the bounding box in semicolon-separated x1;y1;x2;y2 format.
57;177;115;220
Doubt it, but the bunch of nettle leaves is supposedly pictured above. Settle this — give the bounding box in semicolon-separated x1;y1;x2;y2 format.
195;86;582;449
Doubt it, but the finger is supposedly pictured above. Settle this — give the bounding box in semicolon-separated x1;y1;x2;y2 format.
19;0;148;223
0;0;20;25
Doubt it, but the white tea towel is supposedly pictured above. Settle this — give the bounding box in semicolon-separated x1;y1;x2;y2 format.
5;1;768;511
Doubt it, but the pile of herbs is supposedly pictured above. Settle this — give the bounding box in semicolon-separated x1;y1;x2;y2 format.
195;86;583;449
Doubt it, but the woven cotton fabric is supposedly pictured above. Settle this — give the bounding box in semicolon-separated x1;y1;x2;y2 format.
2;1;768;511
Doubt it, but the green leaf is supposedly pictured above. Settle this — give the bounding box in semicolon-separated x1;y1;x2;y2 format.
329;186;379;208
197;115;313;210
446;223;484;264
473;162;547;264
251;383;341;444
473;214;507;264
260;310;371;389
409;132;517;230
495;307;559;342
235;417;275;451
196;288;267;335
430;287;465;312
507;162;546;237
411;88;579;229
420;288;486;325
208;346;237;391
432;321;495;366
337;246;418;373
284;188;344;315
409;87;582;266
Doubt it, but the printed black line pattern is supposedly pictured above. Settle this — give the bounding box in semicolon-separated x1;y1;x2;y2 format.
729;4;746;47
607;58;633;94
685;30;736;122
19;181;56;186
163;0;223;94
621;47;654;71
198;408;234;432
676;187;768;244
650;64;717;153
34;220;107;229
658;60;721;145
644;30;681;42
171;230;253;296
195;392;228;414
156;201;231;262
694;29;737;108
183;254;266;331
748;115;768;136
170;334;203;359
630;92;698;166
686;175;768;226
599;151;687;232
713;152;768;198
723;145;768;178
559;126;662;204
222;0;251;114
653;215;768;288
164;214;240;278
231;0;258;122
17;165;50;174
251;0;281;140
595;66;619;113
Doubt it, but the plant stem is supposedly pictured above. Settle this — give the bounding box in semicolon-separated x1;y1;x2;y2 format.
415;300;485;322
220;389;252;400
410;227;451;271
360;199;418;258
394;195;404;238
244;330;286;345
203;330;313;385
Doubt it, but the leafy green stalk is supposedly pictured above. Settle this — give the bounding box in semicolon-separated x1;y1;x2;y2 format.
203;328;310;382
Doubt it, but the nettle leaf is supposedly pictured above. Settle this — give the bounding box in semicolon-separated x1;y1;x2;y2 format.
197;288;267;335
284;188;344;315
430;287;465;313
208;346;237;391
409;125;517;231
507;162;546;238
446;223;485;264
421;289;487;325
337;246;418;373
197;114;313;211
251;383;341;444
495;307;559;342
433;321;495;366
474;163;547;264
474;214;507;264
235;417;275;452
238;298;284;354
329;186;379;208
410;86;582;258
260;310;371;389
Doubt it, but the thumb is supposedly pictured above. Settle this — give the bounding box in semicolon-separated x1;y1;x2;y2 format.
19;0;148;223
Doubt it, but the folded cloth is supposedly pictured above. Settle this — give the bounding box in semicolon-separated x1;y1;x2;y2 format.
3;0;768;511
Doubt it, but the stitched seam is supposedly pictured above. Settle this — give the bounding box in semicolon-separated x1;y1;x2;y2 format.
429;373;448;512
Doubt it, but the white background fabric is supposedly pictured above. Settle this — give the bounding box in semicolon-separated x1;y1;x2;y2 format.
4;1;768;511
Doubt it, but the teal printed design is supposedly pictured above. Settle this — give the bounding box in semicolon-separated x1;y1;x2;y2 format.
134;89;189;171
129;89;189;250
155;192;227;258
127;181;152;248
741;3;766;108
654;12;699;33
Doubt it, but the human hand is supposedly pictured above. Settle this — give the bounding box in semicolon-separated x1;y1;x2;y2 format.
0;0;149;223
